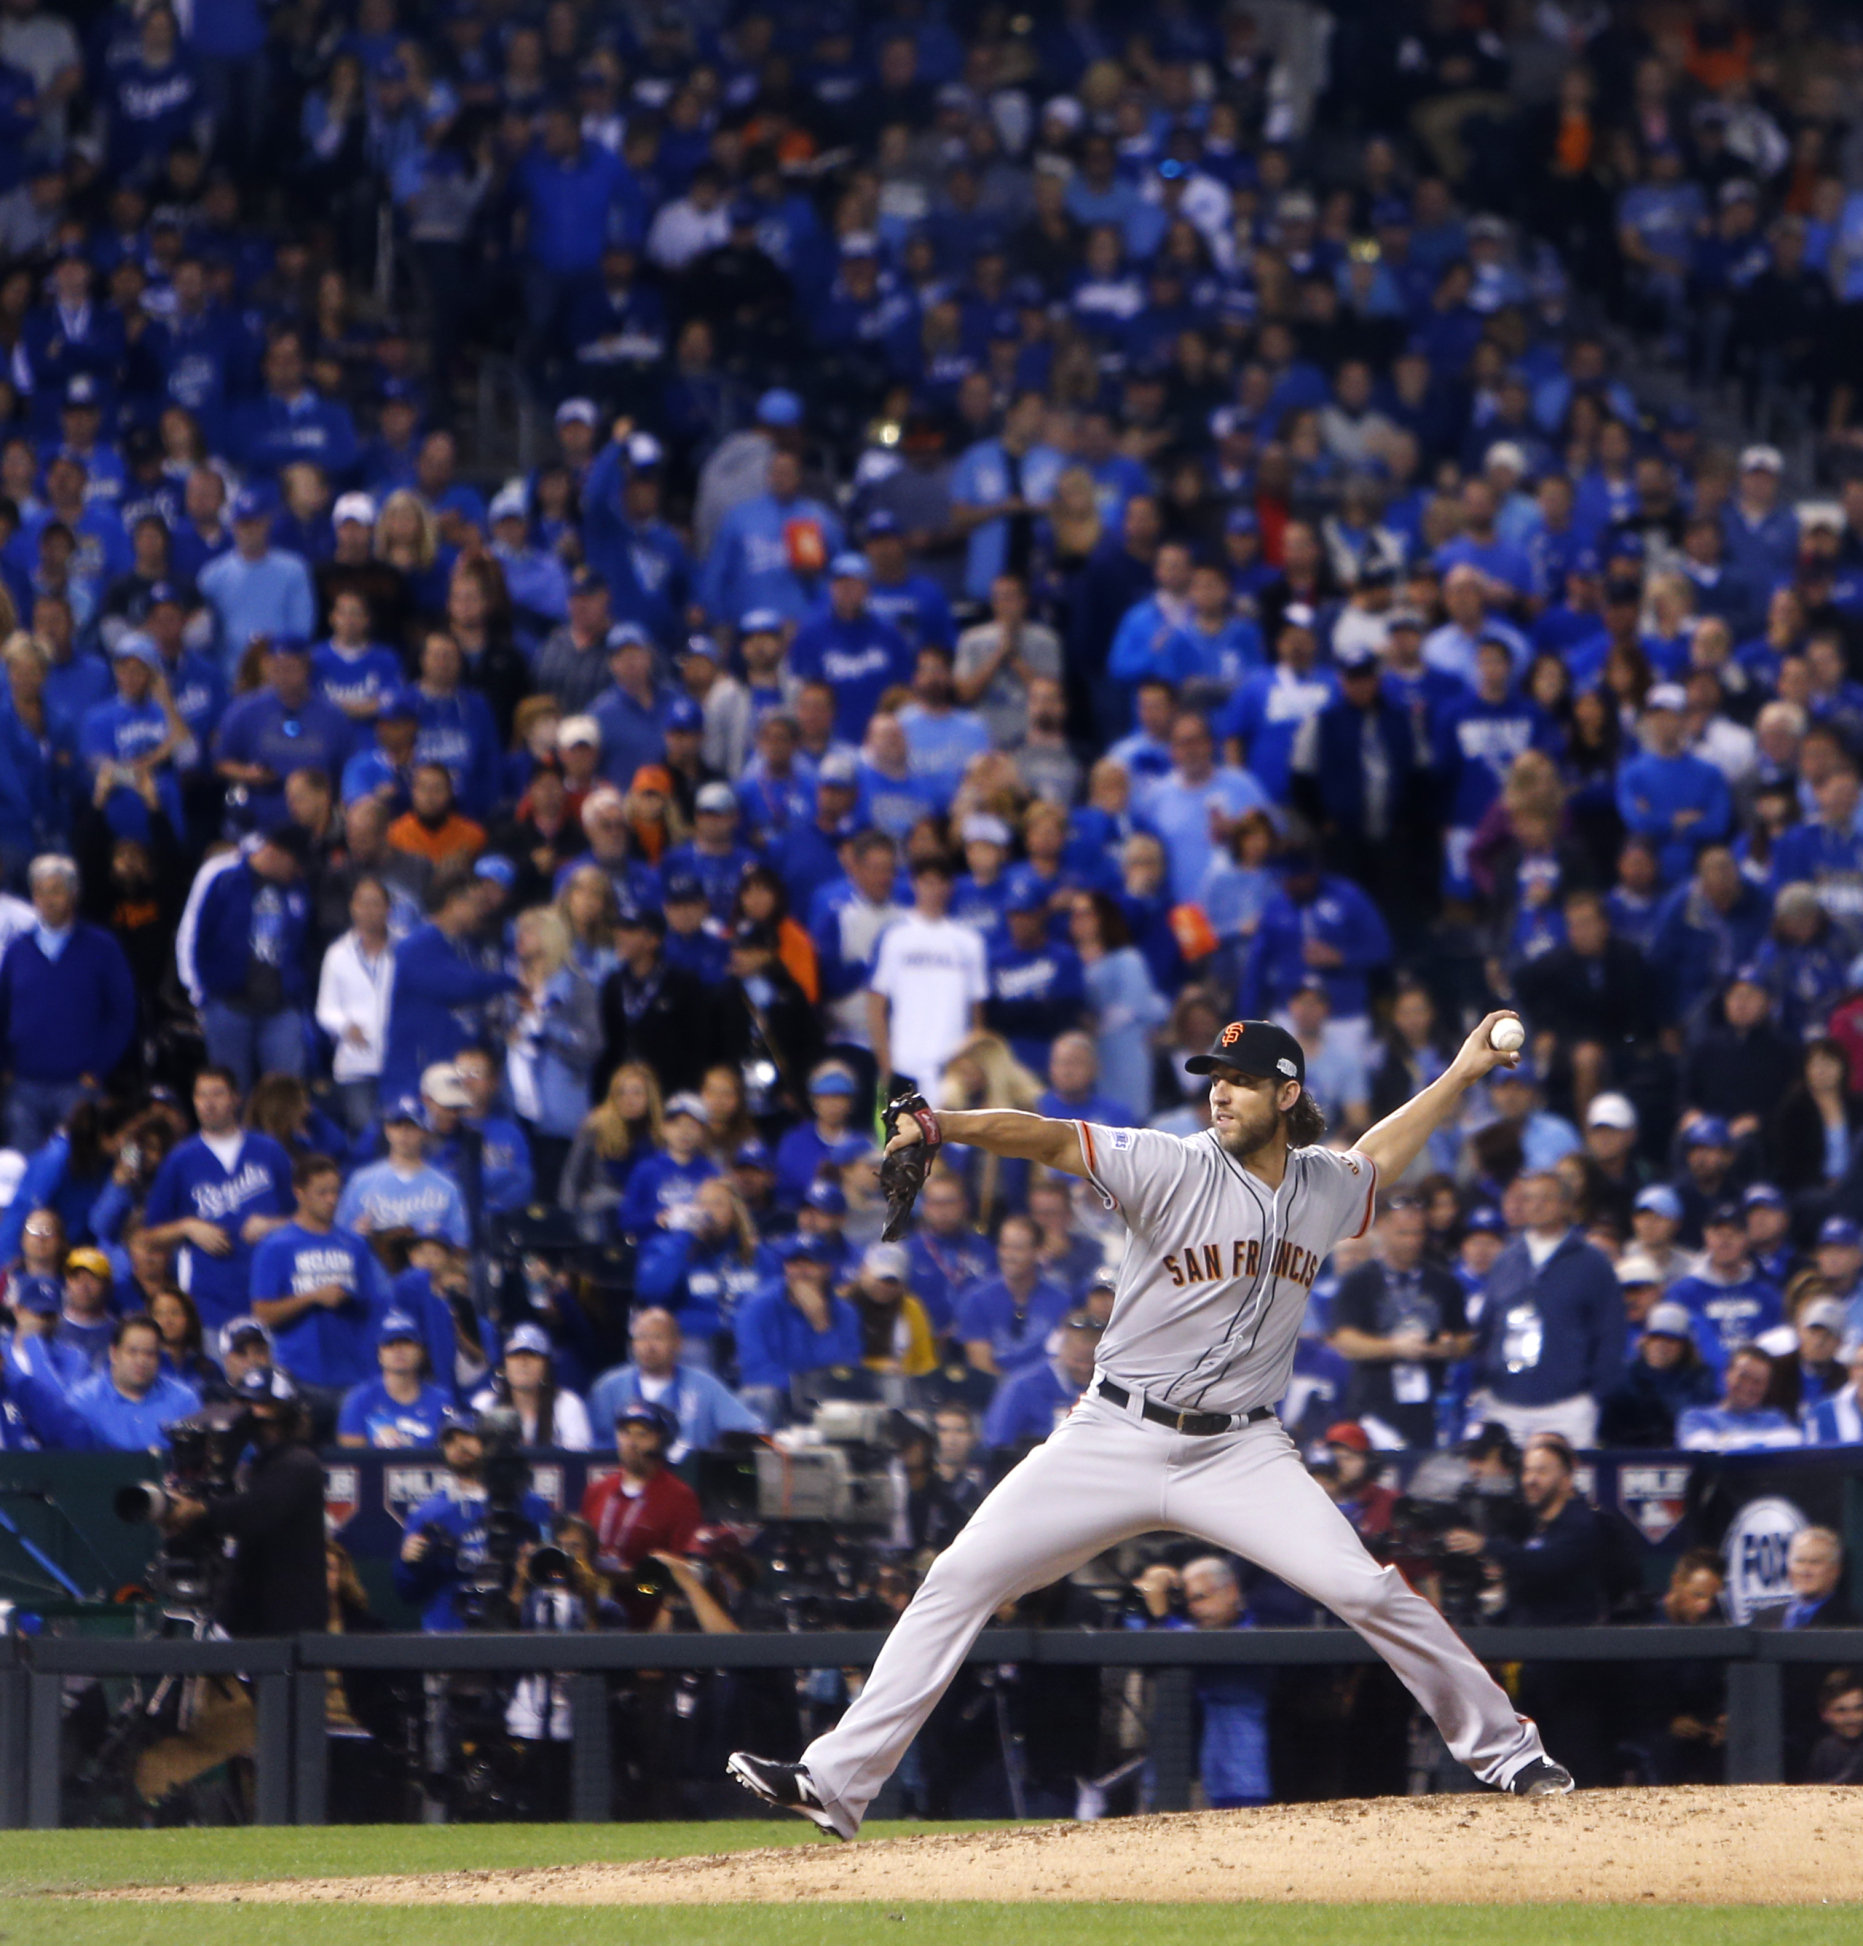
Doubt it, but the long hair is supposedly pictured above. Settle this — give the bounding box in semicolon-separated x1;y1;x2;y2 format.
1286;1087;1328;1150
587;1060;664;1160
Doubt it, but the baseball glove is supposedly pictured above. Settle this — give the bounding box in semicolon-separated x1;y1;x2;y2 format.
878;1087;942;1242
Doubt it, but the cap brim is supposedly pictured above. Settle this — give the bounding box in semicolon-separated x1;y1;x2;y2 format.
1184;1053;1278;1078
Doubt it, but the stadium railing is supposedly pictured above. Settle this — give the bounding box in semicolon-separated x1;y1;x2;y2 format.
0;1625;1852;1828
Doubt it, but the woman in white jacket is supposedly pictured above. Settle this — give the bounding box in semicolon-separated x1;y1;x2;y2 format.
315;876;395;1133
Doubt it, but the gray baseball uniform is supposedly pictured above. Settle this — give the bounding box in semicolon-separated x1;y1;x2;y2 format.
799;1124;1548;1827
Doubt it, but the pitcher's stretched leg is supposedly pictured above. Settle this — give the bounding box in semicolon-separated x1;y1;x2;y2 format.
1166;1420;1546;1787
802;1400;1163;1828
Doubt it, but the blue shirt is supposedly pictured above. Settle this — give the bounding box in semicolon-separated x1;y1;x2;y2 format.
336;1376;455;1448
948;437;1066;599
335;1161;470;1246
956;1275;1072;1375
788;608;916;743
1140;766;1273;904
981;1357;1082;1448
142;1131;294;1332
197;547;316;664
313;641;404;717
618;1150;719;1237
212;687;354;827
68;1368;202;1450
249;1219;393;1389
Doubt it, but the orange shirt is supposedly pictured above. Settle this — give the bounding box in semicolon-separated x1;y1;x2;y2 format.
386;811;486;867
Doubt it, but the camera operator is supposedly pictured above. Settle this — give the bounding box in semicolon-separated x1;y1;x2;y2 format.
1128;1555;1272;1808
156;1368;328;1635
395;1412;555;1631
579;1401;702;1586
1444;1431;1606;1782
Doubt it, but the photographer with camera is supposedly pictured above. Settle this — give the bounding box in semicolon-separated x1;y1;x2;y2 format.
154;1367;328;1634
394;1411;556;1631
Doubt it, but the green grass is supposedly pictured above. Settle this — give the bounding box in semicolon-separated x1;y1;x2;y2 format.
0;1825;1851;1946
0;1904;1856;1946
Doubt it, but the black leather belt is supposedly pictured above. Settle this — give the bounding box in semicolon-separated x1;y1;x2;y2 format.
1091;1376;1273;1437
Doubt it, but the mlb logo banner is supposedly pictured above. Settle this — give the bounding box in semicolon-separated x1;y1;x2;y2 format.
324;1464;359;1535
1618;1462;1691;1545
384;1464;450;1529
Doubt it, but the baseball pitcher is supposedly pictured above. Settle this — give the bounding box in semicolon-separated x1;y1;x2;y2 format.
730;1012;1571;1836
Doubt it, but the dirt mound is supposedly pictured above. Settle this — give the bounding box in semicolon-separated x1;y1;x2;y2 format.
106;1787;1863;1905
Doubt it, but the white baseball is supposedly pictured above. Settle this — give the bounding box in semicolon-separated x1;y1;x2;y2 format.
1489;1018;1526;1054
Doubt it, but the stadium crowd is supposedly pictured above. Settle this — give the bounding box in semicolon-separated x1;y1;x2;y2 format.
1;0;1863;1700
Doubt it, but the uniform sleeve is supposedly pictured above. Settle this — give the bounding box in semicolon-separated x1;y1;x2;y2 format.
1074;1124;1195;1236
1298;1146;1380;1252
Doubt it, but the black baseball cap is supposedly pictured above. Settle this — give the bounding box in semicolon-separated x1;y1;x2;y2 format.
1184;1019;1305;1085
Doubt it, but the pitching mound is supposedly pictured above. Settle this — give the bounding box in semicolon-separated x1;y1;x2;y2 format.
107;1787;1863;1904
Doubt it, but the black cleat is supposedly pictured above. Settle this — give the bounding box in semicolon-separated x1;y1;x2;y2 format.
1507;1758;1575;1797
727;1751;856;1840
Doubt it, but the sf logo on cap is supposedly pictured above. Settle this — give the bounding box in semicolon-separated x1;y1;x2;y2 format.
1220;1022;1245;1047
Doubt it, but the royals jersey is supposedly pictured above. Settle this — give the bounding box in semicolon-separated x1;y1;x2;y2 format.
1076;1125;1377;1419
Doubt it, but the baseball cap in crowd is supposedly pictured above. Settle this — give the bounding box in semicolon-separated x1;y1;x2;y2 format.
235;1366;299;1407
1645;683;1688;714
733;1137;772;1169
377;687;420;723
1463;1206;1508;1236
1643;1302;1694;1340
474;854;516;890
1491;1053;1538;1085
961;813;1012;848
379;1310;423;1343
1743;1183;1786;1211
809;1062;858;1097
863;1241;910;1282
1002;866;1049;911
488;482;528;525
626;430;664;470
756;388;803;428
231;485;274;522
1282;602;1318;632
664;1092;710;1126
218;1316;271;1358
1685;1117;1733;1150
818;752;860;787
1739;444;1785;474
333;491;378;529
1386;607;1426;632
664;695;705;734
786;1231;834;1267
738;608;783;636
863;509;902;539
608;621;651;650
1703;1200;1745;1231
1586;1093;1637;1131
616;1399;677;1439
557;715;600;750
1802;1298;1849;1337
695;780;738;815
1184;1019;1305;1086
663;870;705;904
64;374;99;408
1335;638;1379;673
383;1093;424;1127
1061;1309;1104;1336
1635;1185;1683;1221
144;582;183;612
804;1178;847;1216
65;1247;112;1282
829;551;871;580
681;633;720;663
504;1321;553;1357
1322;1420;1371;1453
1819;1216;1862;1249
568;567;608;598
554;397;598;428
1225;505;1259;536
111;632;160;667
422;1062;470;1109
615;900;664;936
1616;1249;1663;1287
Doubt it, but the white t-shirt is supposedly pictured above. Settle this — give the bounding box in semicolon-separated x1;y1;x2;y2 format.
868;913;988;1097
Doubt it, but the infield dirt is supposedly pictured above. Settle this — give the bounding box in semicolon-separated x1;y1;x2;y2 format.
106;1786;1863;1905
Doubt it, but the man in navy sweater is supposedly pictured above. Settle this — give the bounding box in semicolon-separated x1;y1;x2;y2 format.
175;823;315;1089
380;875;519;1097
1467;1170;1625;1448
0;853;137;1151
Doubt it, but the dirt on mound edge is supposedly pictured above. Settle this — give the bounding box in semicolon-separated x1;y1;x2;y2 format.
99;1786;1863;1904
